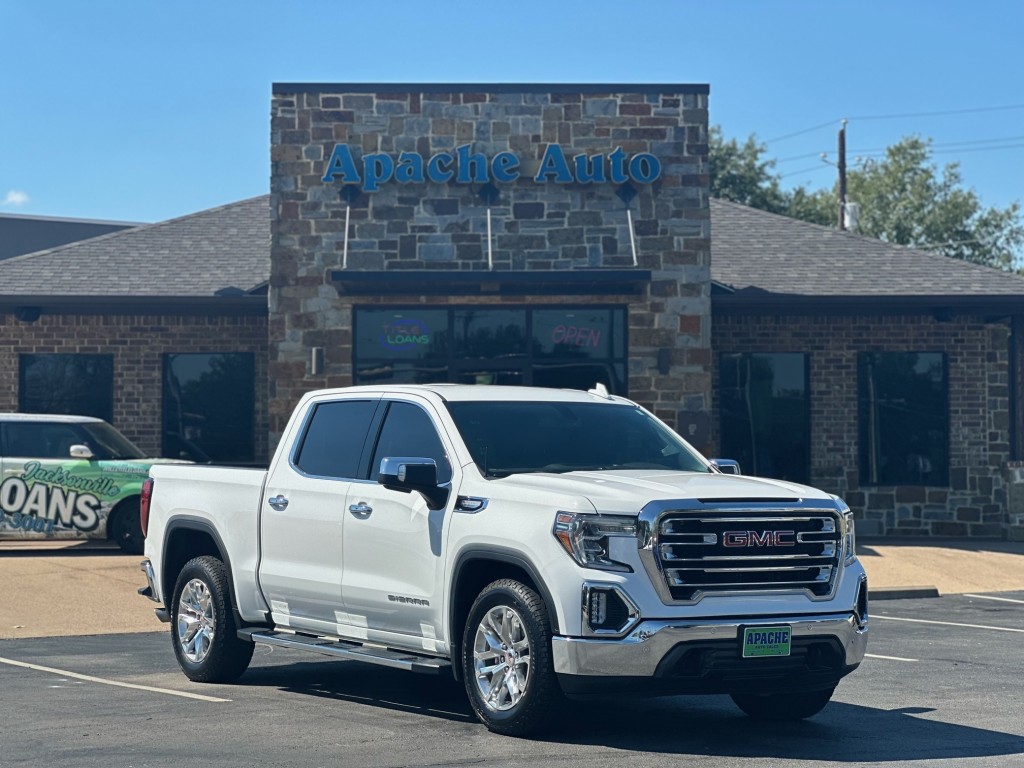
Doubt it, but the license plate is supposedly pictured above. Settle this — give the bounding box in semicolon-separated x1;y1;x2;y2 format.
742;625;792;658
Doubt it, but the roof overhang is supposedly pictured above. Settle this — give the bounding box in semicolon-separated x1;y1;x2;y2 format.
330;269;652;297
713;292;1024;318
0;295;267;318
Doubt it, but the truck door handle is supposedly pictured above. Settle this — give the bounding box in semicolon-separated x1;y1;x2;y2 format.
348;502;373;519
267;495;289;511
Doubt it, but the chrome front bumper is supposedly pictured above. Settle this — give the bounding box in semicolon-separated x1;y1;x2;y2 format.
552;611;868;678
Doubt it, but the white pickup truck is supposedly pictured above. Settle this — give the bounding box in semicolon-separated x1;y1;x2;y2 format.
140;384;868;736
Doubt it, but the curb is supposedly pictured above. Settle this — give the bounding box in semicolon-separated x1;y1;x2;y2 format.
869;586;940;600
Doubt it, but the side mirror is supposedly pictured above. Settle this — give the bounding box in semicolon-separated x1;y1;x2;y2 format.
69;444;95;460
378;457;450;509
710;458;741;475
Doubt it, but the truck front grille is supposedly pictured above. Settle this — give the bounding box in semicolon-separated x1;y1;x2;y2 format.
651;509;842;602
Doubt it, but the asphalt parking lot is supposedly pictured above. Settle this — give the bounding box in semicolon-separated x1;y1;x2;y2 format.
1;591;1023;768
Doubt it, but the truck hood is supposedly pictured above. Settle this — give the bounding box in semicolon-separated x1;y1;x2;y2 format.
490;470;832;515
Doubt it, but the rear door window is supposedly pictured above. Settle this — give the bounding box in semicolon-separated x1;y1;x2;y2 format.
292;400;379;479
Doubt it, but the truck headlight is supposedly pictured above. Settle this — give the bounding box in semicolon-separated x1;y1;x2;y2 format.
833;497;857;564
552;512;636;573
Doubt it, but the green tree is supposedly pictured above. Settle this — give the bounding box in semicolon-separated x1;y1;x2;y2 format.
708;126;788;214
709;128;1024;270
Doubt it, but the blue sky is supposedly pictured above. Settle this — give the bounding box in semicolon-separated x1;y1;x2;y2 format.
1;1;1022;223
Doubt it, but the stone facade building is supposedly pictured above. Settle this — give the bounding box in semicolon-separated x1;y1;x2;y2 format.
269;83;713;446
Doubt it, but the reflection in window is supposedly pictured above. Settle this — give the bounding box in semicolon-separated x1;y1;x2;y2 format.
859;352;948;486
163;353;255;464
719;353;809;484
19;354;114;422
354;306;628;395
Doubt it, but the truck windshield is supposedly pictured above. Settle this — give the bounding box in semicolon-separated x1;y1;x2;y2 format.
445;401;711;478
80;423;147;460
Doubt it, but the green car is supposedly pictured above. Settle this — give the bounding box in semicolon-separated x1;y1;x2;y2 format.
0;414;186;554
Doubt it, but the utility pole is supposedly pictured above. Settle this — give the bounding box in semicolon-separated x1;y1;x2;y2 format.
838;119;847;231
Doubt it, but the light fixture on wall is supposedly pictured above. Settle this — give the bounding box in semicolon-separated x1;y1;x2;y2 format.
15;306;41;323
615;183;639;267
478;183;500;271
657;347;671;375
310;347;325;376
339;185;361;270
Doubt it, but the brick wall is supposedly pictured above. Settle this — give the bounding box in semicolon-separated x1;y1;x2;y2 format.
713;313;1011;537
0;313;270;463
269;85;711;447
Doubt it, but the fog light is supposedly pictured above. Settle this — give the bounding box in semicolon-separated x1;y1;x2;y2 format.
583;584;639;635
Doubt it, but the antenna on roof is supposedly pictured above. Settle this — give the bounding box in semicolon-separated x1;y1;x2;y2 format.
588;382;612;400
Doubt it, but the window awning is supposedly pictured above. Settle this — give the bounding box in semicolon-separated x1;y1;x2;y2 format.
330;269;652;296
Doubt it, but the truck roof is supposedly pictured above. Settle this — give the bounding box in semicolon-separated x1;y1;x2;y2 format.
310;384;633;404
0;413;106;423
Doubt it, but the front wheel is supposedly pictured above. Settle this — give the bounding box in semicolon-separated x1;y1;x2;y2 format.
730;687;836;720
170;555;254;683
461;579;562;736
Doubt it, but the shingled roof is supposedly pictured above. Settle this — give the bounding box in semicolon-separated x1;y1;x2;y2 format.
0;196;269;311
710;198;1024;311
0;212;142;261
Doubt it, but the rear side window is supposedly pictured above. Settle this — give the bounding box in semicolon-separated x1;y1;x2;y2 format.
293;400;378;479
3;422;88;459
370;401;452;484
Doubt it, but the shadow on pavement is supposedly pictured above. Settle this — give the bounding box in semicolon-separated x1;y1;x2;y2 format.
0;541;125;557
240;657;1024;762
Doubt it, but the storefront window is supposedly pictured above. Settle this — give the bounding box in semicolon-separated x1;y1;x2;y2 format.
19;354;114;422
163;353;255;464
858;352;948;486
719;353;809;484
354;306;627;394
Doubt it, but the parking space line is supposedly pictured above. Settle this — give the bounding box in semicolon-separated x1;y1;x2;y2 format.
873;615;1024;633
963;593;1024;605
865;653;918;662
0;656;231;702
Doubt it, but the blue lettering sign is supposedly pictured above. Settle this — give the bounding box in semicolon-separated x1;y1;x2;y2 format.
534;144;574;183
321;144;361;184
321;144;662;191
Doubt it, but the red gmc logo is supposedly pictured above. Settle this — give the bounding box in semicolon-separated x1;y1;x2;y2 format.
722;530;796;547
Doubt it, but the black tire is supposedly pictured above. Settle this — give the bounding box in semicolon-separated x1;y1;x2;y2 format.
461;579;562;736
109;499;144;555
170;555;254;683
730;686;836;720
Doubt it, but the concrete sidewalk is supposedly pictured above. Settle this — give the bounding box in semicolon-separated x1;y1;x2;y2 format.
1;538;1023;640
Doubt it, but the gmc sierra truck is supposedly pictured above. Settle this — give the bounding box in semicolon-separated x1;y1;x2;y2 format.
140;384;868;736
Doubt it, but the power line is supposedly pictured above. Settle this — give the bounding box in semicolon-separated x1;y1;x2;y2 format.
764;120;841;144
777;134;1024;164
779;164;832;179
849;104;1024;121
763;105;1024;147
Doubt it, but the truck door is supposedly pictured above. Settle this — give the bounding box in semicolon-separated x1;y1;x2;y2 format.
341;398;456;648
258;397;380;636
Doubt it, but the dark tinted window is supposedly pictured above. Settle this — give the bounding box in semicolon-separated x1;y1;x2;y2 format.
453;309;527;358
163;353;255;464
294;400;378;479
19;354;114;422
859;352;948;485
719;353;810;483
446;401;710;477
1;421;143;460
370;401;451;483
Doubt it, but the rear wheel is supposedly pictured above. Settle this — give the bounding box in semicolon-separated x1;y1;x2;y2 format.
109;499;143;554
730;687;836;720
170;555;253;683
461;579;562;736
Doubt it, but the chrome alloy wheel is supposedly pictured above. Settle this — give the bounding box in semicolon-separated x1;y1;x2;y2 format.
177;578;216;663
472;605;532;712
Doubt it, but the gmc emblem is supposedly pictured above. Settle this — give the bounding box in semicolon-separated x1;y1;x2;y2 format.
722;530;796;547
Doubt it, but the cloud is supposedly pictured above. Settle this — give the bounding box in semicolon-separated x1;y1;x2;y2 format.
2;190;29;207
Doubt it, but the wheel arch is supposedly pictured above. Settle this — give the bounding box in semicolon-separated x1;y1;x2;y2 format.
162;517;237;613
105;494;140;540
448;546;560;682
